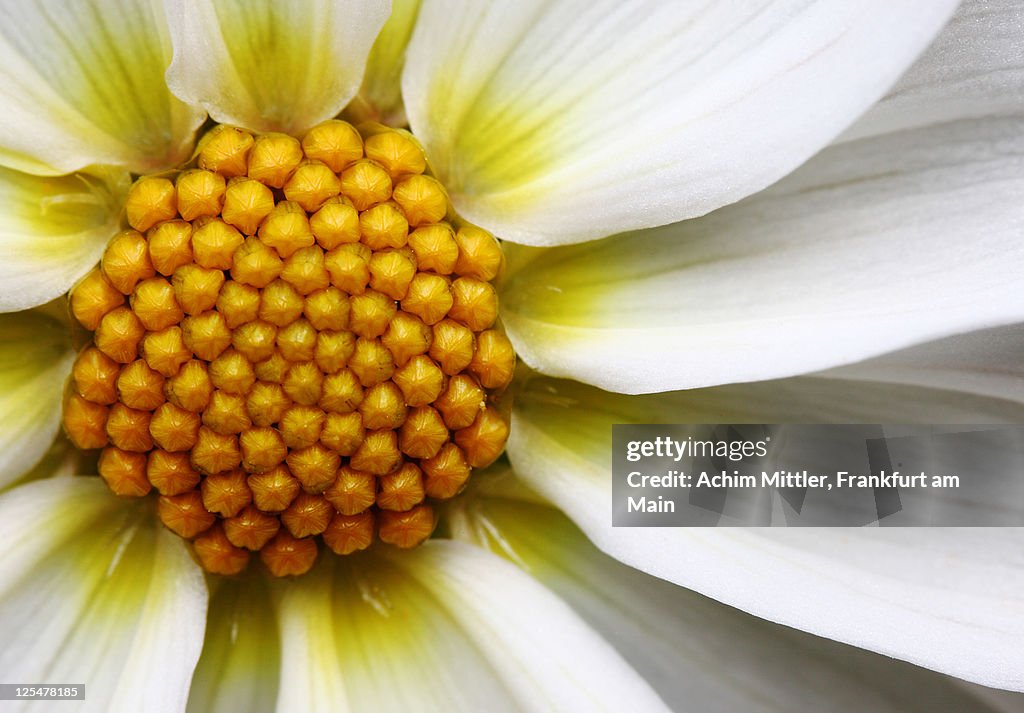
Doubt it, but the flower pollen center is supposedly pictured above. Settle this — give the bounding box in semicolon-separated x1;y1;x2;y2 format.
62;121;514;578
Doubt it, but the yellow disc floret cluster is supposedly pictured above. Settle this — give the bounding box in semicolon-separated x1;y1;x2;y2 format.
62;121;515;578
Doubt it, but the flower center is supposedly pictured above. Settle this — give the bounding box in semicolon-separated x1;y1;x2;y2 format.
61;121;514;578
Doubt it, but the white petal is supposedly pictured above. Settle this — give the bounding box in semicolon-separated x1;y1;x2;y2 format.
187;576;279;713
507;375;1024;690
0;477;208;713
0;167;128;312
358;0;422;126
0;0;205;176
844;0;1024;141
823;323;1024;404
274;543;669;712
0;312;74;491
164;0;389;135
5;439;81;494
502;114;1024;393
449;495;1024;712
403;0;957;246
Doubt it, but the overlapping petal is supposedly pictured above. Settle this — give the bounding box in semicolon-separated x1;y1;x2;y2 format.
0;0;204;175
164;0;389;135
403;0;957;246
273;542;669;712
5;439;80;495
449;493;1022;712
0;311;73;491
0;166;128;312
0;478;208;713
844;0;1024;141
358;0;422;126
187;576;280;713
822;323;1024;404
506;366;1024;690
501;113;1024;393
